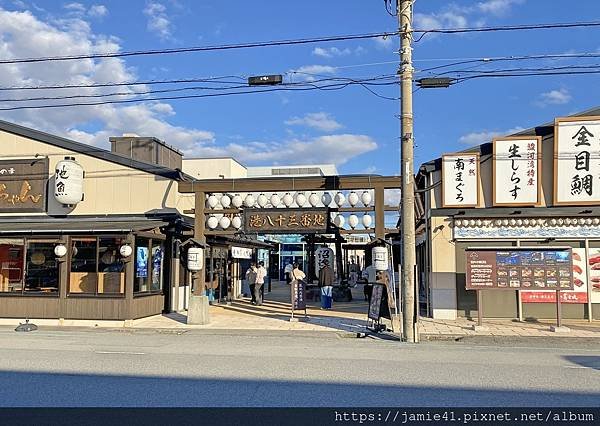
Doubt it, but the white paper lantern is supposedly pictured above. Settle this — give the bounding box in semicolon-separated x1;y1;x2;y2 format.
502;219;509;226
348;214;359;229
362;214;373;228
361;191;372;207
54;157;84;205
495;219;502;226
207;194;219;209
283;193;294;207
244;194;255;207
348;191;359;207
295;192;307;207
220;194;231;208
557;218;564;226
207;215;219;229
322;192;332;207
578;218;586;225
550;218;557;226
509;219;516;226
270;193;281;207
585;218;593;226
372;246;388;271
219;216;231;229
537;218;545;226
231;194;243;208
187;247;203;271
594;218;600;225
232;215;242;229
516;219;522;226
308;192;319;207
333;214;345;228
469;219;476;227
476;219;483;227
334;191;345;207
455;219;463;227
54;244;67;258
257;193;268;208
523;219;530;226
564;218;571;226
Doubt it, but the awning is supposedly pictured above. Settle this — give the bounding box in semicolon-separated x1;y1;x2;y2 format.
0;218;169;234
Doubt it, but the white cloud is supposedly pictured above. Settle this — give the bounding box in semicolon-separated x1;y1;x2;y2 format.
0;7;214;153
414;11;468;31
143;2;172;41
459;127;525;145
285;112;343;132
361;165;377;174
477;0;525;16
64;2;86;13
199;134;377;166
536;88;571;107
290;65;336;81
89;5;108;17
312;46;351;58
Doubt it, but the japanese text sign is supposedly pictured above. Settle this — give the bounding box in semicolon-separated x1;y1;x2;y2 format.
243;208;329;234
466;247;574;291
554;117;600;205
442;154;479;207
0;158;48;213
493;137;541;206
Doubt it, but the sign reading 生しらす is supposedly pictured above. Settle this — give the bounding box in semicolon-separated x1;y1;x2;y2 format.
554;117;600;205
493;137;541;206
442;154;479;208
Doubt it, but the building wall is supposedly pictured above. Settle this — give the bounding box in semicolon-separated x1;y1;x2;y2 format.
428;216;457;319
0;130;184;217
182;158;247;180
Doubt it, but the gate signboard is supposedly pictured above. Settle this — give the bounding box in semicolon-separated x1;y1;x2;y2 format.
244;208;329;234
466;247;574;291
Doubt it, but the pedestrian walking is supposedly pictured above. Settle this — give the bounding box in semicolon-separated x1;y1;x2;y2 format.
318;262;334;309
289;262;305;286
255;261;267;306
284;262;293;285
245;262;258;305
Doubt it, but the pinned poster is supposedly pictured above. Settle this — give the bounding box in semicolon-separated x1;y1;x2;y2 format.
554;117;600;205
493;137;541;206
588;248;600;303
442;154;479;208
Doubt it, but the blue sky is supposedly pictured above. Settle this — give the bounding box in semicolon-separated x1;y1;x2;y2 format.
0;0;599;176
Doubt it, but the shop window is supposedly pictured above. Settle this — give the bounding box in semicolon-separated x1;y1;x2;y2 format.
0;238;25;293
0;238;59;295
69;237;125;295
25;242;59;294
134;237;163;294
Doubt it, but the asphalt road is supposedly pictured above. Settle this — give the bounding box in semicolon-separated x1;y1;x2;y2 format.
0;327;598;407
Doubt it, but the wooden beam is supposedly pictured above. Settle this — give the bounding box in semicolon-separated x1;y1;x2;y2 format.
178;175;401;193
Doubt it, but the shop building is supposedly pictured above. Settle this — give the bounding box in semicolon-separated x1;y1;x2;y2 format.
416;108;600;321
0;121;198;322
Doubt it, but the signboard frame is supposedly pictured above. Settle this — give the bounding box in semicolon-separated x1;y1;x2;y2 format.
465;246;574;291
553;115;600;206
243;208;330;234
441;153;480;208
492;136;542;207
0;157;49;213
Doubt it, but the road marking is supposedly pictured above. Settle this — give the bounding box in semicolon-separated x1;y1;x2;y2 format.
94;351;146;355
564;366;594;369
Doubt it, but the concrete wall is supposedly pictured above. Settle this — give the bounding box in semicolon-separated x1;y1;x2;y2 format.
428;216;457;319
182;158;247;180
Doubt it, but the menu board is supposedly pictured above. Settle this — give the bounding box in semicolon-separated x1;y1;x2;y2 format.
291;278;306;310
521;248;587;303
466;248;574;290
368;284;384;321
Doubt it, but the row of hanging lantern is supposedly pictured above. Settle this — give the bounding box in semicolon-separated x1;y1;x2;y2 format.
205;212;374;230
206;190;373;210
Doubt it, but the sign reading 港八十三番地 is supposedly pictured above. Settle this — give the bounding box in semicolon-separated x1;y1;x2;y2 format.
0;158;48;213
442;154;479;208
493;137;541;206
244;208;329;234
465;247;574;291
555;116;600;205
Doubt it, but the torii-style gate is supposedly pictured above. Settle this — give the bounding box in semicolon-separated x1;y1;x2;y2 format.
178;174;401;294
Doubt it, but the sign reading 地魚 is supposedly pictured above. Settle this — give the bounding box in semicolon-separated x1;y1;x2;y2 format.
243;208;329;234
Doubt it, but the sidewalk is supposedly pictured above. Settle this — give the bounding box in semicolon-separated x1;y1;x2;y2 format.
419;317;600;338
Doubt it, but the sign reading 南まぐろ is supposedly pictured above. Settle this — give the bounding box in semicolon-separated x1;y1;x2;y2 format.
554;117;600;205
442;154;479;208
493;137;541;206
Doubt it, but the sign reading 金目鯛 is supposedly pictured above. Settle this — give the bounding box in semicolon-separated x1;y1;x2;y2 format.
0;158;48;213
493;137;541;206
554;116;600;205
243;208;329;234
442;154;479;208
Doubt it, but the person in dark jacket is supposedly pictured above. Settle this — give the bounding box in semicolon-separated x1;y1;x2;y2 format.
318;261;334;309
245;262;258;305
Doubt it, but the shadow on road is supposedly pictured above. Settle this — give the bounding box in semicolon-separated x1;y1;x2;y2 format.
563;355;600;370
0;370;597;407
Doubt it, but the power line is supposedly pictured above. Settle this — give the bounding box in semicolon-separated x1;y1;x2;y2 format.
414;21;600;42
0;31;399;65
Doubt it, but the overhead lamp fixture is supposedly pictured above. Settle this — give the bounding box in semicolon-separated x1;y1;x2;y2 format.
415;77;455;88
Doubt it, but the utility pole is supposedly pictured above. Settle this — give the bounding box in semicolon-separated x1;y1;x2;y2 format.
398;0;416;342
